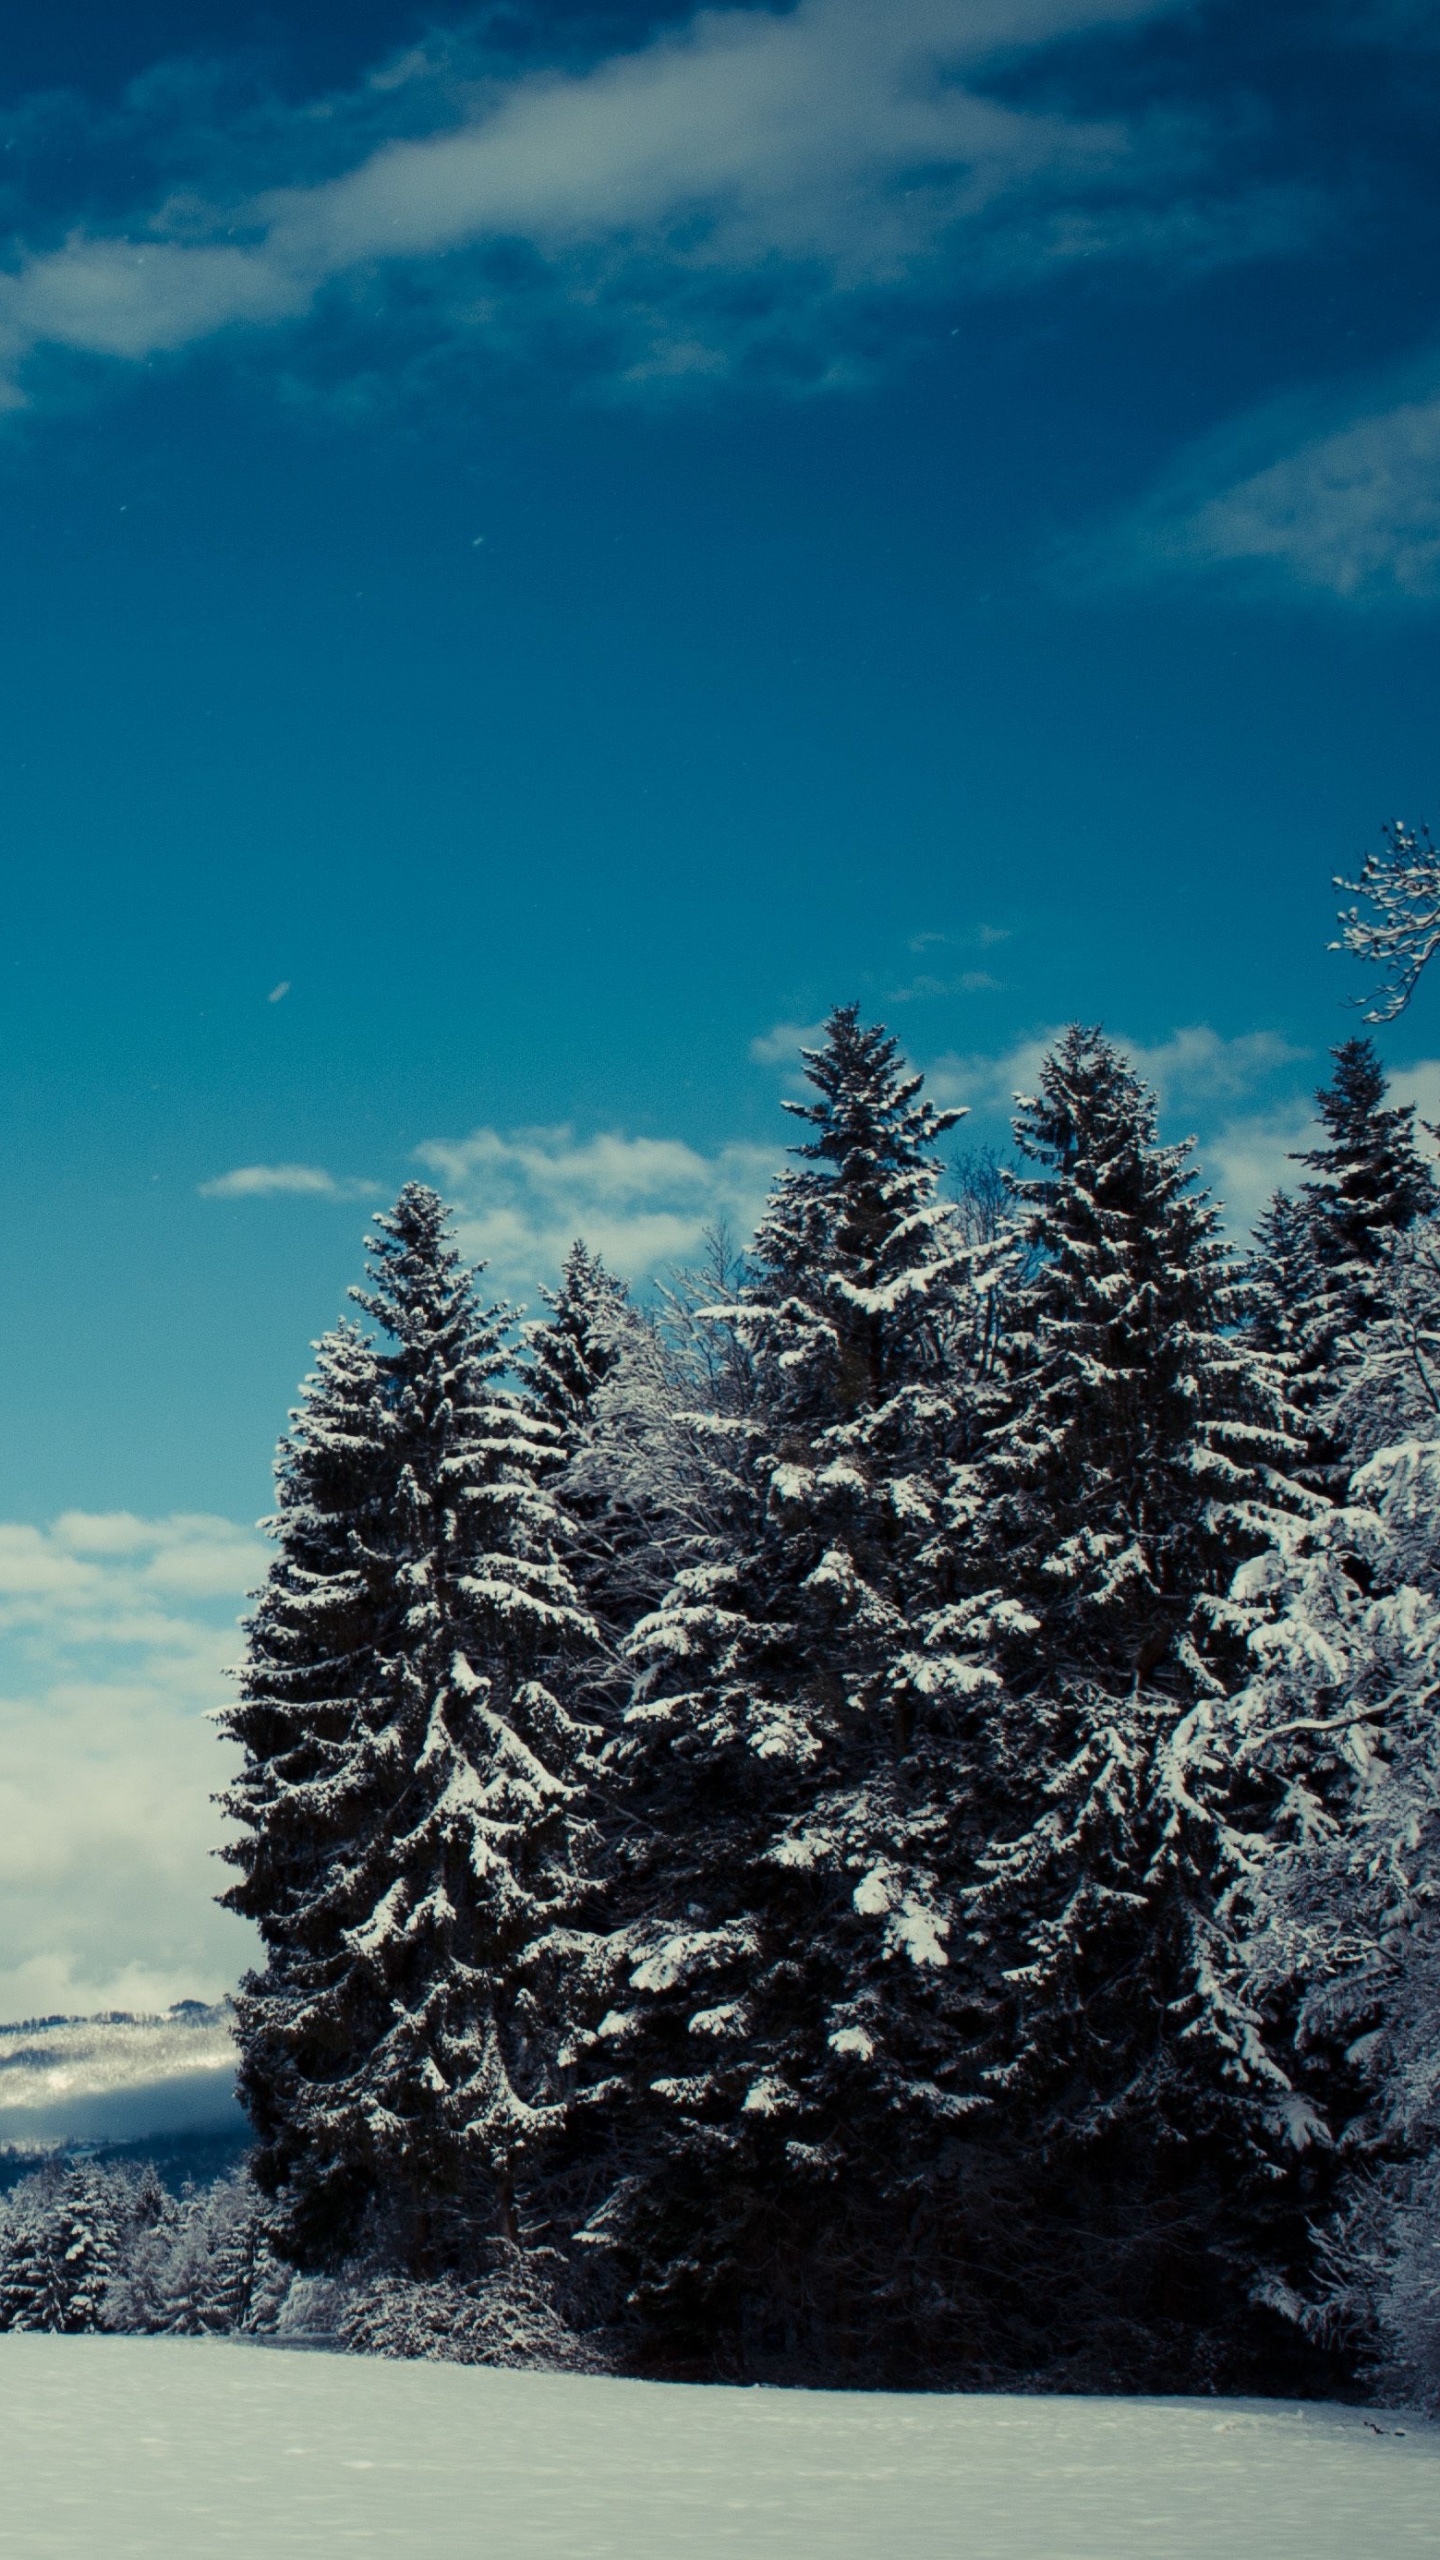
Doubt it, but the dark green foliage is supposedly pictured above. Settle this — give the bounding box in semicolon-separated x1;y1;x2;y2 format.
946;1029;1318;2376
1298;1039;1436;1309
584;1007;1008;2376
222;1186;598;2274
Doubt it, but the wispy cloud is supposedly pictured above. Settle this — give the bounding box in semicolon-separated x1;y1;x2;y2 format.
889;969;1002;1001
0;1512;266;2020
0;0;1277;407
1092;357;1440;604
414;1122;778;1295
199;1162;378;1200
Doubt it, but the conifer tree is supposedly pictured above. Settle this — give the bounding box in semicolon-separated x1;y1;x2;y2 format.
956;1028;1314;2379
1246;1190;1325;1370
222;1186;598;2273
524;1239;658;1672
1299;1039;1436;1311
1237;1431;1440;2397
588;1009;1006;2374
1248;1042;1437;1486
527;1241;632;1445
108;2172;291;2336
0;2161;165;2332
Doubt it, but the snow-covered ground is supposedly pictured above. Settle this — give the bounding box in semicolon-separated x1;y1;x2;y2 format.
0;2004;239;2148
0;2339;1434;2559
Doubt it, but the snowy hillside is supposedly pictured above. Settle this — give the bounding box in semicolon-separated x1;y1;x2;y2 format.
0;2340;1432;2559
0;2004;240;2148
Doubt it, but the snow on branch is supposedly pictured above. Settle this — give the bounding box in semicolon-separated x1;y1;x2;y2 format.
1334;821;1440;1021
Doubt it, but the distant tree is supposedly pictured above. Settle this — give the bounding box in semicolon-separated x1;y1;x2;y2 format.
1246;1190;1325;1370
0;2160;166;2333
524;1239;658;1674
107;2171;291;2336
222;1186;599;2275
1247;1042;1437;1488
526;1241;632;1446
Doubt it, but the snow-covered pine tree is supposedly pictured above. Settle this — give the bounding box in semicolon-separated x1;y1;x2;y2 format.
523;1239;658;1669
1246;1043;1437;1490
1297;1038;1436;1366
956;1026;1317;2383
107;2171;292;2336
1236;1431;1440;2397
527;1241;631;1446
0;2160;167;2332
1247;1190;1325;1369
222;1185;599;2275
1301;1038;1435;1259
588;1007;1008;2378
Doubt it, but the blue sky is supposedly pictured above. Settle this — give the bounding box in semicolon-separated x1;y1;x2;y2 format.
5;0;1440;2013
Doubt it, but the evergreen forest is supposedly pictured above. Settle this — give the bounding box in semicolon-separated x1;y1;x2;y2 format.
11;997;1440;2401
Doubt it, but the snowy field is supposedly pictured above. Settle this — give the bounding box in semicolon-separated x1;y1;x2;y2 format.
0;2340;1435;2560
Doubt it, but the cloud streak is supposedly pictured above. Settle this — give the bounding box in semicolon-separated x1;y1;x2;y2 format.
0;0;1227;402
1092;354;1440;605
199;1163;378;1200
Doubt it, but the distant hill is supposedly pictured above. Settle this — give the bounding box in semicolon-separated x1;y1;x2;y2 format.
0;2002;244;2158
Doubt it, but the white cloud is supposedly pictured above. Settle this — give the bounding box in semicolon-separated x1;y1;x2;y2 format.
1201;1100;1315;1233
1171;393;1440;600
749;1018;830;1067
1389;1058;1440;1152
414;1122;779;1295
1097;356;1440;605
199;1162;378;1199
1120;1024;1307;1105
889;968;1002;1001
929;1022;1306;1116
0;0;1194;400
0;1513;267;2020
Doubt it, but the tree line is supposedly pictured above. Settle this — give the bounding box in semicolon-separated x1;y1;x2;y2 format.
20;1003;1440;2392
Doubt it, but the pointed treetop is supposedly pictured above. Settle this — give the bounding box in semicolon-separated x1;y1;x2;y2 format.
785;1003;964;1172
527;1238;632;1438
1014;1023;1153;1164
1296;1035;1437;1268
349;1182;492;1361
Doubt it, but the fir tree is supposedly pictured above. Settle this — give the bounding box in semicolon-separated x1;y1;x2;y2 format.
527;1241;632;1445
588;1008;1007;2375
1247;1043;1437;1487
1238;1432;1440;2397
1297;1037;1436;1350
954;1027;1315;2382
0;2161;166;2333
1246;1190;1325;1369
524;1239;658;1671
107;2172;291;2336
222;1186;598;2273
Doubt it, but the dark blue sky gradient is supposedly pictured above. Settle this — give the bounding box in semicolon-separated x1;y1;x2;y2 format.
3;0;1440;1520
